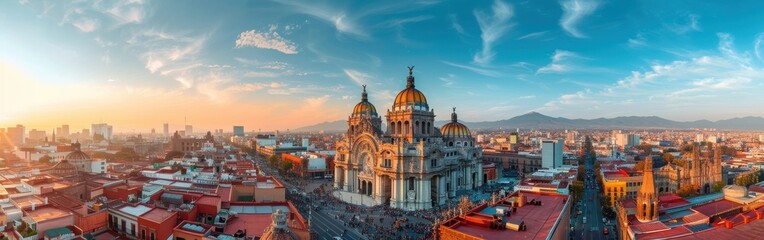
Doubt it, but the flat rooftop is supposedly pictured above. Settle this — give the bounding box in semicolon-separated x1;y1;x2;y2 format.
119;205;153;217
140;208;176;223
441;191;568;240
26;206;72;222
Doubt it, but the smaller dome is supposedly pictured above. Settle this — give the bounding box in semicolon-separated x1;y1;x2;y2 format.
441;108;471;138
65;141;90;161
352;85;378;117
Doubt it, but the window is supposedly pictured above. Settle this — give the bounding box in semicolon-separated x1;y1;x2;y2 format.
150;230;155;240
431;159;437;167
141;229;146;240
409;177;415;190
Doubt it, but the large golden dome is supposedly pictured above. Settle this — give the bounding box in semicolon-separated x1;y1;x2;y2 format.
441;108;471;138
352;86;378;117
392;67;429;111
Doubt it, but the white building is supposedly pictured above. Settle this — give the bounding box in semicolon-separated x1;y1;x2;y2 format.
91;123;113;141
542;139;563;169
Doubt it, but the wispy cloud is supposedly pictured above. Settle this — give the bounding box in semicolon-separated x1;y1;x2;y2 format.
449;14;465;35
627;33;646;48
440;74;457;87
235;26;298;54
272;0;367;37
378;15;433;28
344;69;373;86
537;50;578;74
473;0;514;65
756;33;764;61
517;31;547;40
72;18;98;32
559;0;599;38
666;14;701;34
519;95;536;99
442;61;502;77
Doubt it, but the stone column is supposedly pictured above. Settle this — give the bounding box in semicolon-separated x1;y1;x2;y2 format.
344;168;351;191
439;175;447;204
423;178;431;209
334;167;341;188
466;165;472;189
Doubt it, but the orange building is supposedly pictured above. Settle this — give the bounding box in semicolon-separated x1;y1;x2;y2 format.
173;221;214;240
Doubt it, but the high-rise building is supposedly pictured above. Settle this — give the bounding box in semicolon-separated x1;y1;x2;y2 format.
185;125;193;135
6;124;26;145
163;123;169;137
541;139;563;169
627;133;640;147
61;124;69;137
233;126;244;136
91;123;113;141
28;129;46;142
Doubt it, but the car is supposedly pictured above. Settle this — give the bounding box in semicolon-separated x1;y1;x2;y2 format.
583;216;587;224
602;217;607;223
603;228;609;235
333;237;343;240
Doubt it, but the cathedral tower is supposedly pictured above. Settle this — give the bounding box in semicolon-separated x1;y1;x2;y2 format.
636;157;659;222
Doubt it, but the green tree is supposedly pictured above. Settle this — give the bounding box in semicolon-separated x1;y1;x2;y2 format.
570;181;584;201
280;161;293;173
269;154;280;167
38;155;52;164
712;181;726;192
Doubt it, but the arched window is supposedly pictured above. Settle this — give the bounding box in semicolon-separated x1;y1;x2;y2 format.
427;122;431;134
449;142;454;147
421;123;426;135
409;177;416;190
404;121;410;134
397;121;402;134
415;121;420;134
390;122;395;134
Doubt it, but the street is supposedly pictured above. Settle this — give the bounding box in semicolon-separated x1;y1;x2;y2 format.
571;154;615;240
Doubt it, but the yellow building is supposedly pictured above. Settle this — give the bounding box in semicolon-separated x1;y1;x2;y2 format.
602;169;643;207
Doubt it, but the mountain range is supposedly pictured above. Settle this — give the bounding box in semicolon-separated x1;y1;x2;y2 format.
293;112;764;132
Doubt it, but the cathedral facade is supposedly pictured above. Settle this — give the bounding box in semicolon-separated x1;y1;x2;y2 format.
655;145;724;194
333;68;483;210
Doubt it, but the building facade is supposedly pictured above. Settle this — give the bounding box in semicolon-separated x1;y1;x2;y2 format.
334;68;483;210
656;145;724;194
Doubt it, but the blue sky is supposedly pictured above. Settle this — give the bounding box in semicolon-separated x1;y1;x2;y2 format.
2;0;764;131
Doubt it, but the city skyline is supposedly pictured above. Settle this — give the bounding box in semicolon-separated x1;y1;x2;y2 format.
3;0;764;131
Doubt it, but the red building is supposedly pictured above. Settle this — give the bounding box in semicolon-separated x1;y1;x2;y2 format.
482;162;498;185
103;181;143;203
137;208;178;240
173;221;214;240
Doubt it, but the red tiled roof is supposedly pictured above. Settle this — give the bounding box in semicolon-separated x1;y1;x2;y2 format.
675;216;764;239
637;225;693;240
691;199;742;217
630;221;670;234
682;212;709;224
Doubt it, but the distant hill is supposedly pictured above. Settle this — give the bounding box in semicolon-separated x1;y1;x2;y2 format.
291;112;764;132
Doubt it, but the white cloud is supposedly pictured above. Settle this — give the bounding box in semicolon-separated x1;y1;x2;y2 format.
517;31;547;40
755;33;764;61
450;14;465;35
559;0;599;38
440;74;457;87
72;18;98;32
272;0;367;37
378;15;433;28
235;28;298;54
341;95;352;100
519;95;535;99
537;50;578;74
442;61;502;77
666;14;701;34
473;0;514;65
627;33;646;48
343;69;373;86
244;71;281;78
260;61;291;70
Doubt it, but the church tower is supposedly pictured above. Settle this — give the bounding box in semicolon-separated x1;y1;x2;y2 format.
385;66;436;144
636;157;659;222
348;85;382;139
713;145;723;184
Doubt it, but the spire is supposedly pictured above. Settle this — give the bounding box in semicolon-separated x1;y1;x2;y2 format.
636;156;659;222
361;85;368;101
451;107;457;122
406;66;415;88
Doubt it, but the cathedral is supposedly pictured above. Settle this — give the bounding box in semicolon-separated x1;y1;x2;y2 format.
333;67;483;210
656;145;724;194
